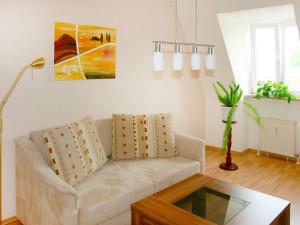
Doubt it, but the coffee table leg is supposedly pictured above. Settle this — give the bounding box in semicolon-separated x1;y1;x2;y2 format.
281;204;290;225
132;209;142;225
273;204;290;225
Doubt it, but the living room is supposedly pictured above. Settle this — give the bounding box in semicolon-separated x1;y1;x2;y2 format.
1;0;300;224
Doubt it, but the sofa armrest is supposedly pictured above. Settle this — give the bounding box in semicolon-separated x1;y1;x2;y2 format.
15;137;79;225
175;131;205;174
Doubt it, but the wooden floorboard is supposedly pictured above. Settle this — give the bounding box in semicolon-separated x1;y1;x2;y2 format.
6;222;22;225
2;216;22;225
205;147;300;225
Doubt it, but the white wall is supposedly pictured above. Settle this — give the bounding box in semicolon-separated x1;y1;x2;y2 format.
0;0;206;219
179;0;300;151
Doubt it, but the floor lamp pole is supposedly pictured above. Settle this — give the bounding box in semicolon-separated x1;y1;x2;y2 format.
0;58;45;223
0;113;2;224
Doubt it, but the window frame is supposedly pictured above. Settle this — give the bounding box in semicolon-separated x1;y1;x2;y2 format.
250;21;300;95
281;21;300;96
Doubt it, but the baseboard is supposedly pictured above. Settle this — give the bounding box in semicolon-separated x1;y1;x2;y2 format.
253;149;299;162
205;145;221;151
207;145;299;162
205;145;248;154
2;216;22;225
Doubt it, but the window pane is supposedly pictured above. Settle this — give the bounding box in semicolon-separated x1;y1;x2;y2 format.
255;27;277;83
284;26;300;92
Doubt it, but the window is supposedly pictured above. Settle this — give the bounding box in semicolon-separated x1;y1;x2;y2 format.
251;22;300;94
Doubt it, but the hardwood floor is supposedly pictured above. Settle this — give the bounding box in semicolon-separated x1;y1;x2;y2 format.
5;222;22;225
2;216;22;225
205;147;300;225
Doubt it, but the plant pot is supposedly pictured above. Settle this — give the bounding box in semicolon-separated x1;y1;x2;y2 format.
221;106;237;122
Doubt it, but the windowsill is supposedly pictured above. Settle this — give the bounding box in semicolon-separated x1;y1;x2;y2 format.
244;94;300;102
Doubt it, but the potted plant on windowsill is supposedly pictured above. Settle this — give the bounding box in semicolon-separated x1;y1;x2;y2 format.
255;81;296;103
213;81;262;170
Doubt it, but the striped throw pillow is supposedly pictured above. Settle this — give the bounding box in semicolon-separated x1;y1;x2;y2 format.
43;117;107;186
112;113;177;160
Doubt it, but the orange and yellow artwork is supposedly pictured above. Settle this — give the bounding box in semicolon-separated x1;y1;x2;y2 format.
54;21;116;80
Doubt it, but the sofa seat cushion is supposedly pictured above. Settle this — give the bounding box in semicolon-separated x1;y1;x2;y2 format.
112;156;200;192
75;160;154;225
76;156;200;225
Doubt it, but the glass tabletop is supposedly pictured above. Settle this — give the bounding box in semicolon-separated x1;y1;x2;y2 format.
173;187;250;225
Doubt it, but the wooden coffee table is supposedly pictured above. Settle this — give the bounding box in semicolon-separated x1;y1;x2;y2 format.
131;174;290;225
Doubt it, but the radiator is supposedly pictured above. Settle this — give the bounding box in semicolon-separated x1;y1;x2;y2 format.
258;118;298;162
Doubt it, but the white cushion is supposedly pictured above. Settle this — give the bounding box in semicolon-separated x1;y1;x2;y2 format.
111;156;200;192
76;160;153;225
76;156;200;225
93;119;113;157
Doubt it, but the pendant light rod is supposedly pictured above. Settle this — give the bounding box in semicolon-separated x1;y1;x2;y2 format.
154;0;215;50
152;0;216;71
175;0;178;42
195;0;198;44
153;40;215;48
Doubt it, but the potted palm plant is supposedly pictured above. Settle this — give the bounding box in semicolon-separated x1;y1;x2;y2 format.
213;81;242;123
213;81;262;170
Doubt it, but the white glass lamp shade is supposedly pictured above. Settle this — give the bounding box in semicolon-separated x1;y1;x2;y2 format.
173;53;183;70
153;52;164;71
191;53;201;70
206;54;216;70
173;44;183;71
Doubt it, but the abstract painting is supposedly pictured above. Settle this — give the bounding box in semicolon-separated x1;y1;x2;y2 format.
54;21;116;80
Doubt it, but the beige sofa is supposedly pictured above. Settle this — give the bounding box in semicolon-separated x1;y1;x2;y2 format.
15;118;205;225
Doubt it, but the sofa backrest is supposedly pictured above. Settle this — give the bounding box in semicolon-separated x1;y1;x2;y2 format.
29;118;113;164
93;118;112;156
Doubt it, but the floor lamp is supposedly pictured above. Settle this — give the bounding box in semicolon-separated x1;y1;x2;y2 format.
0;57;45;223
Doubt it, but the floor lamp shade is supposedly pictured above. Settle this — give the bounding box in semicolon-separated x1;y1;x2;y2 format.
30;57;45;69
153;52;164;71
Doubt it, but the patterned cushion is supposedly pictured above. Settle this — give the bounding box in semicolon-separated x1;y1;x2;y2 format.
136;115;156;158
43;117;107;186
112;113;177;160
111;114;139;160
153;113;177;157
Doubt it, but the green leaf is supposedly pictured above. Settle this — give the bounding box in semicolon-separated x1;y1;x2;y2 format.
243;100;262;127
255;80;296;103
217;81;229;98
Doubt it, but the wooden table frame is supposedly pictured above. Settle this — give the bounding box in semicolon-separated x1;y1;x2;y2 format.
131;174;290;225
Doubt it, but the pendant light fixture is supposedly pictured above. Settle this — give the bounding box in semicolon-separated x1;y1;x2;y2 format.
152;0;216;71
191;45;201;70
191;0;201;71
173;44;183;70
153;43;164;71
206;45;216;70
172;0;183;71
